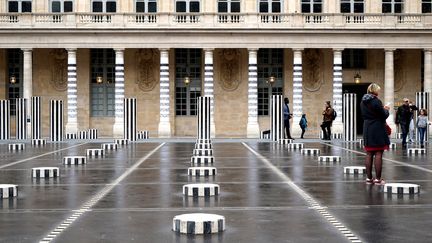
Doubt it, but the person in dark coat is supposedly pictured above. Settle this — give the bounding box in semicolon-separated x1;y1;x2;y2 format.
360;83;390;185
320;101;334;140
396;98;417;148
283;98;293;139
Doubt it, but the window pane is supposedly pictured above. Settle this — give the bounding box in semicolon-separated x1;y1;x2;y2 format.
231;2;240;12
394;3;402;13
301;4;311;13
148;2;157;12
52;1;61;13
340;3;350;13
106;2;117;12
64;1;73;12
218;2;227;12
8;1;18;12
190;1;200;12
93;2;103;12
22;1;32;12
259;2;268;13
136;2;145;12
423;3;432;13
176;1;186;12
354;3;364;13
382;3;391;13
272;2;281;13
313;4;322;13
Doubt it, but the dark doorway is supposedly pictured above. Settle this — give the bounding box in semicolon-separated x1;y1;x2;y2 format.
343;83;370;135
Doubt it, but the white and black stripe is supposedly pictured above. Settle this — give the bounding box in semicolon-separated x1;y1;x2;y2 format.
416;92;429;141
8;143;25;151
183;183;220;197
114;49;125;126
318;156;341;162
172;213;225;234
407;148;426;155
124;98;137;141
204;49;214;136
301;148;321;155
389;143;396;149
343;93;357;141
137;130;149;140
247;49;258;134
78;131;88;140
102;143;118;150
333;49;343;125
15;98;27;140
67;49;78;132
260;130;270;139
66;133;77;140
191;156;214;165
196;139;211;144
384;183;420;195
63;156;86;165
193;149;213;156
31;97;41;139
278;139;293;145
195;143;212;149
292;49;303;131
50;100;64;142
115;139;129;146
197;96;211;140
31;139;46;146
32;167;59;178
188;167;217;177
159;49;170;134
0;100;10;140
0;184;18;198
344;166;366;175
287;143;304;149
88;128;98;139
332;133;343;140
86;149;104;157
271;95;283;142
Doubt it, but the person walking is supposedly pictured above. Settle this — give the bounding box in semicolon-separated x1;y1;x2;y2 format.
360;83;390;185
283;98;293;139
320;101;334;140
417;109;430;148
396;98;414;148
299;114;308;139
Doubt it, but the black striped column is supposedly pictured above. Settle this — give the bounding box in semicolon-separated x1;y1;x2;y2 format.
113;48;125;138
332;49;343;134
204;49;215;137
198;96;211;140
246;49;259;138
416;92;429;141
65;48;78;134
50;100;63;142
31;97;41;139
158;49;171;137
292;49;303;136
15;98;27;140
271;95;283;142
343;93;357;141
124;98;137;141
0;100;10;140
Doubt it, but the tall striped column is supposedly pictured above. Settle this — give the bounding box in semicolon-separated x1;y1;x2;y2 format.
124;98;137;141
204;49;215;138
65;48;78;134
292;49;303;137
416;92;429;141
197;96;211;140
424;49;432;138
22;48;32;138
343;93;357;141
247;49;260;138
31;97;41;139
15;98;27;140
271;95;283;142
384;49;396;134
158;49;171;137
0;100;10;140
50;100;64;142
332;49;343;134
113;48;125;138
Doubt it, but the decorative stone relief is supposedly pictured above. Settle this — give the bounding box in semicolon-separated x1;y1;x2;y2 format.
49;49;67;91
303;49;324;92
218;49;241;91
394;50;405;92
136;49;157;92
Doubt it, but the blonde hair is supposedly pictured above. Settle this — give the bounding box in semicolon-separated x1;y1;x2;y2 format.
367;83;381;95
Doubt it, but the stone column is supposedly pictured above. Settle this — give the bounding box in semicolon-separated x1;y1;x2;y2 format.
113;48;125;138
292;49;303;137
204;49;215;137
424;49;432;137
246;48;259;138
158;48;171;137
65;48;78;134
384;49;396;132
332;49;343;134
22;48;32;137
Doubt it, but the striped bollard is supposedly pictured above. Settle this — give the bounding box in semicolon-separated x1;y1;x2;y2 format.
124;98;137;141
271;95;283;142
50;100;64;142
416;92;429;142
0;100;10;140
15;98;27;140
88;129;98;139
343;93;357;142
31;97;41;139
198;96;211;140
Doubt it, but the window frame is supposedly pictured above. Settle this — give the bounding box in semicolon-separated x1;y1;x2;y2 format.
217;0;240;13
7;0;32;13
135;0;157;13
50;0;74;13
382;0;404;14
301;0;323;13
340;0;364;13
91;0;117;13
258;0;282;13
175;0;201;13
422;0;432;13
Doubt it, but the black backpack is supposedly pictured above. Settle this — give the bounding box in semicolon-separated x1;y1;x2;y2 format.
332;110;337;121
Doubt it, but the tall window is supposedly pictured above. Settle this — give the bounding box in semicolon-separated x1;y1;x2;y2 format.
341;0;364;13
423;0;432;13
259;0;281;13
92;0;116;12
301;0;322;13
342;49;366;69
90;49;115;117
7;49;23;116
136;0;157;12
257;49;283;116
7;0;32;12
382;0;403;13
50;0;73;12
175;0;200;12
175;49;202;116
218;0;240;13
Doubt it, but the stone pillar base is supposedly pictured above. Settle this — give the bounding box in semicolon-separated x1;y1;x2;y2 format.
247;123;260;138
158;122;171;138
65;122;78;134
113;122;124;138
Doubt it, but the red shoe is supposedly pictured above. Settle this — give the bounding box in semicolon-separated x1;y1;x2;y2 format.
373;178;386;185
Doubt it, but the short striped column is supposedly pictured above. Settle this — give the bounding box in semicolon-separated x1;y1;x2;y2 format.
88;129;98;139
124;98;137;141
204;49;215;138
198;96;211;140
137;130;149;139
9;143;25;151
0;100;10;140
15;98;27;140
31;139;46;146
63;156;86;165
31;97;41;139
173;213;225;234
102;143;118;150
183;183;220;197
188;167;217;177
416;92;429;141
66;133;77;140
78;131;87;139
343;93;357;141
50;100;63;142
0;184;18;198
271;95;283;142
292;49;303;137
32;167;59;178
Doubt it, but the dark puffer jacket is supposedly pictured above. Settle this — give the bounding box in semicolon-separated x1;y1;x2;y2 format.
360;94;390;147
